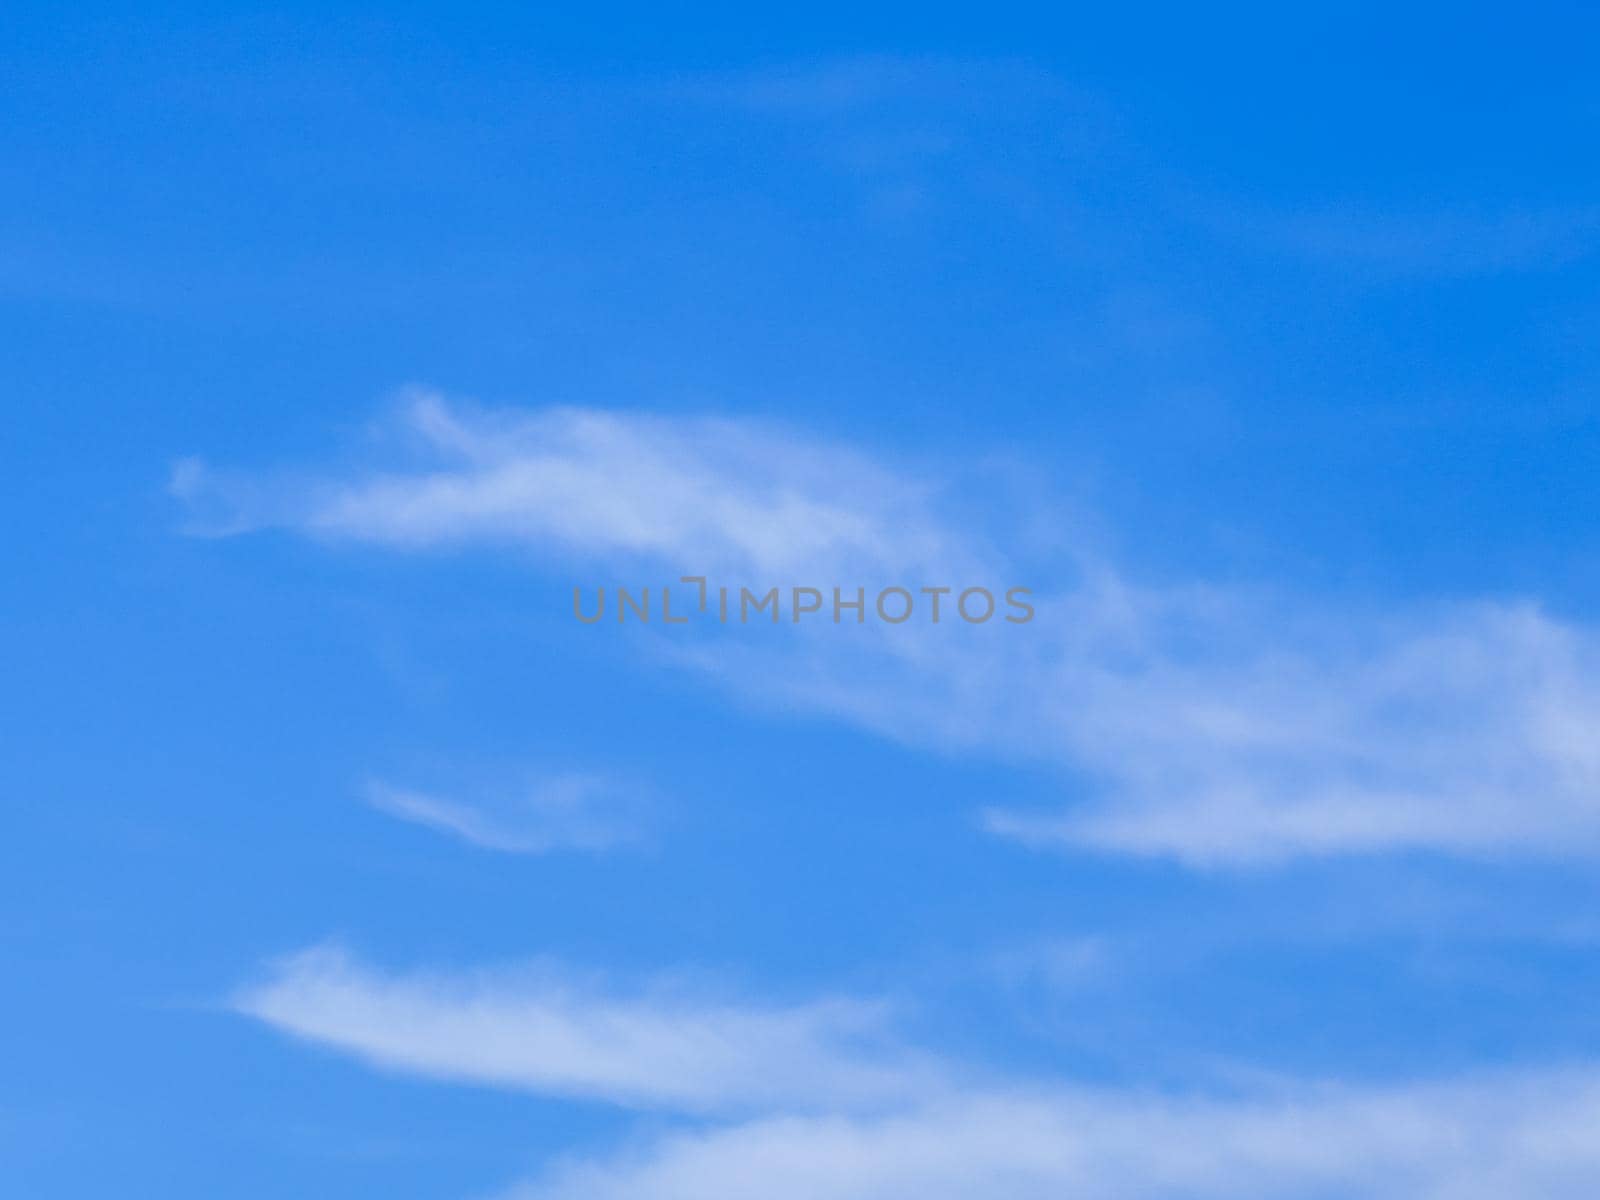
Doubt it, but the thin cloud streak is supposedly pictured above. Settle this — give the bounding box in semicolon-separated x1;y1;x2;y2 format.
172;389;981;582
234;946;943;1115
179;396;1600;865
364;775;646;855
236;945;1600;1200
501;1070;1600;1200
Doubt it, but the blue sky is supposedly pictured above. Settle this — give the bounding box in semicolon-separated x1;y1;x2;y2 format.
8;5;1600;1196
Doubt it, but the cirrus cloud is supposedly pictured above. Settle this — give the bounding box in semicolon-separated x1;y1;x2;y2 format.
177;394;1600;865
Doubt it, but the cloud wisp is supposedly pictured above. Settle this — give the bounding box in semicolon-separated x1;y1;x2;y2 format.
177;394;1600;865
235;945;1600;1199
234;946;942;1115
174;389;983;583
503;1072;1600;1200
364;775;647;855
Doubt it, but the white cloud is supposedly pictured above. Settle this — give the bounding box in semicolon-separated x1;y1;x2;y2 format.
980;597;1600;865
677;557;1600;866
364;775;645;855
178;395;1600;865
501;1071;1600;1200
173;390;980;582
234;946;942;1114
237;945;1600;1198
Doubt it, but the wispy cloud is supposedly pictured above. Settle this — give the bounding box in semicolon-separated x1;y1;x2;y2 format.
178;395;1600;865
173;390;980;582
500;1069;1600;1200
980;597;1600;865
234;946;942;1114
235;945;1600;1199
364;774;646;854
